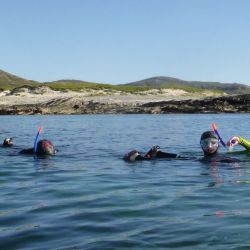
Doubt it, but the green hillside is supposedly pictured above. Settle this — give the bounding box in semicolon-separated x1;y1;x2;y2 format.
45;80;150;92
1;69;249;94
0;69;39;90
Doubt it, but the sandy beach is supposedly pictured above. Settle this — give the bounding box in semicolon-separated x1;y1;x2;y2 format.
0;86;223;106
2;86;241;115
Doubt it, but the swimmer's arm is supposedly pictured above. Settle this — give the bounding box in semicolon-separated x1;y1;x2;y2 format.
238;137;250;151
157;151;178;158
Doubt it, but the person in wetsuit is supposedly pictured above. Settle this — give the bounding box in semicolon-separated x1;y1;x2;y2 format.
19;139;56;156
2;138;13;147
123;131;220;162
123;145;180;162
123;131;250;163
200;130;250;163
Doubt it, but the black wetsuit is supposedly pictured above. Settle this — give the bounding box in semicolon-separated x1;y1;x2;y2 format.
200;154;241;164
124;147;180;162
150;150;178;159
19;148;35;155
144;147;179;159
126;149;241;163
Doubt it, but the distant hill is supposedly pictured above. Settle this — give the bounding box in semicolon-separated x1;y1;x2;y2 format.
1;69;250;94
125;76;250;94
0;69;39;89
45;79;102;87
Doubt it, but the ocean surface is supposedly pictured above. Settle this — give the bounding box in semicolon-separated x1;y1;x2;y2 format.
1;114;250;250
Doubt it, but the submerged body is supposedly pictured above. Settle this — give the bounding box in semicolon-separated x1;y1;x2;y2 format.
19;139;56;156
123;145;180;162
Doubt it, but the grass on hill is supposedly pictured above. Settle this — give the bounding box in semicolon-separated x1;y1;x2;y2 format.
43;82;152;92
0;82;38;91
45;81;222;94
0;70;39;90
1;81;224;95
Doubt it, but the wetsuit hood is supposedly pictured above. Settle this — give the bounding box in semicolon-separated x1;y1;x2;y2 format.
36;139;56;155
200;131;219;156
200;131;218;141
3;138;13;147
123;150;141;162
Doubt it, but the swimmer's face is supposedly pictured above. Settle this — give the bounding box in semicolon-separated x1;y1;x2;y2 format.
129;151;140;161
3;138;13;146
200;138;219;155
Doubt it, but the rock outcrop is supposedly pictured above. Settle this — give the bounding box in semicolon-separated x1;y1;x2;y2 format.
1;94;250;115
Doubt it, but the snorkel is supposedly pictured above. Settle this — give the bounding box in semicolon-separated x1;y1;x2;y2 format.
34;127;43;154
211;123;226;148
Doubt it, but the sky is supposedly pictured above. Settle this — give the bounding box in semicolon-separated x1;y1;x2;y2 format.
1;0;250;84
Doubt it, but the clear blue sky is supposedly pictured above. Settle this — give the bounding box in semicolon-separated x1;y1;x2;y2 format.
1;0;250;84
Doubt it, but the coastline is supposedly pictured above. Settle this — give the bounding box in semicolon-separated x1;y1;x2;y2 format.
0;86;249;114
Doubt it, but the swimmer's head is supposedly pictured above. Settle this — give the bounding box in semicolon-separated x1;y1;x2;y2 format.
3;138;13;147
200;131;219;156
36;139;56;155
123;150;140;162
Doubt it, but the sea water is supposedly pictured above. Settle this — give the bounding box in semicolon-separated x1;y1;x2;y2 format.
1;114;250;250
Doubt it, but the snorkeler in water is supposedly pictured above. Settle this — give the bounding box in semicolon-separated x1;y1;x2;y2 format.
200;130;250;155
199;129;250;163
19;127;56;156
2;138;13;147
123;145;180;162
19;139;57;156
199;130;233;163
124;129;250;163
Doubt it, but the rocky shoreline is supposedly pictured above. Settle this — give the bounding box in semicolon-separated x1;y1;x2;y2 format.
1;94;250;115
